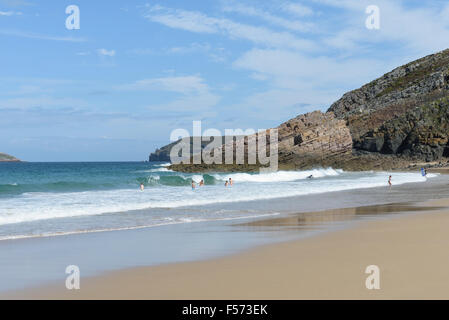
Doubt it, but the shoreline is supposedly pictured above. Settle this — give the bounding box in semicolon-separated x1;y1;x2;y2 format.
1;170;448;298
1;169;442;242
4;197;449;299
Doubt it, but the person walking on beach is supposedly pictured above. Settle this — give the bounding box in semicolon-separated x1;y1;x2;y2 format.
421;167;427;177
388;175;392;187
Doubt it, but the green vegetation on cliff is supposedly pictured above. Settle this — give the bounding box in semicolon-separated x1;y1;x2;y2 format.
329;48;449;162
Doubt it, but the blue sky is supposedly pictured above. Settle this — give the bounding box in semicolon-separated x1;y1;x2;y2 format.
1;0;449;161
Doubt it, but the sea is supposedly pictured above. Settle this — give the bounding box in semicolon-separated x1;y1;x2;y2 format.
0;161;437;241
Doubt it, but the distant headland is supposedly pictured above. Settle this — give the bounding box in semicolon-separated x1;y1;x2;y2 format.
151;48;449;172
0;153;21;162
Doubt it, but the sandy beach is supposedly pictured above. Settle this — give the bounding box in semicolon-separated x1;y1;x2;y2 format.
5;197;449;300
4;0;449;305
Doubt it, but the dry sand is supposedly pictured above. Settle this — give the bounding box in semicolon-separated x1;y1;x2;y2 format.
5;199;449;300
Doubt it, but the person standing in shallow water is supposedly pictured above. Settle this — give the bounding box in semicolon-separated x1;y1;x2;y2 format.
140;183;144;191
191;180;196;190
225;181;228;187
229;178;233;186
388;175;392;187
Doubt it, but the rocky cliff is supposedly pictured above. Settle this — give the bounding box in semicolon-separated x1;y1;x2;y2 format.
154;48;449;172
150;140;183;162
149;137;239;162
169;111;353;172
328;48;449;162
0;153;20;162
277;111;352;164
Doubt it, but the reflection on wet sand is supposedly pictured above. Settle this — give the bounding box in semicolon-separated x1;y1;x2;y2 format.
235;203;445;232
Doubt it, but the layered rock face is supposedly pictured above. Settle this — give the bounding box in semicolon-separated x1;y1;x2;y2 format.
328;48;449;161
277;111;352;162
169;111;352;172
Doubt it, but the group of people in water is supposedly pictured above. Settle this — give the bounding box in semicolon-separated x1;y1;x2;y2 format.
191;177;233;189
140;167;429;191
192;178;234;190
139;178;234;191
191;179;202;189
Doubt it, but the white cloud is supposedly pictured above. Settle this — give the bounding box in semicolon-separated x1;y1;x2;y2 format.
0;29;86;42
0;78;82;99
97;48;116;57
0;10;21;16
231;48;393;117
168;42;211;54
312;0;449;56
118;75;210;94
168;43;228;62
221;3;313;32
146;92;220;113
118;75;220;112
234;48;386;87
145;4;217;33
8;85;48;95
140;1;449;119
375;1;449;55
0;96;88;109
0;0;32;7
144;5;317;51
128;43;228;62
281;3;314;17
127;48;154;55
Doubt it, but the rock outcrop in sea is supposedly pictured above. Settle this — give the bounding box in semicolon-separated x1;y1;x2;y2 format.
151;48;449;172
0;153;20;162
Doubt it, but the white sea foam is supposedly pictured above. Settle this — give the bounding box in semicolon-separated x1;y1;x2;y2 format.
191;174;204;183
213;168;342;183
0;170;437;226
136;167;173;173
158;163;171;167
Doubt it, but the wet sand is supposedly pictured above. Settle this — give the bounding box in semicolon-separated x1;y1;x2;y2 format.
5;198;449;300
